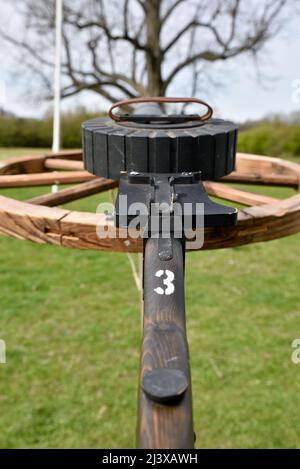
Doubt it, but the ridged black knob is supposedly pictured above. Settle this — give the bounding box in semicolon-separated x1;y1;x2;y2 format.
82;117;238;180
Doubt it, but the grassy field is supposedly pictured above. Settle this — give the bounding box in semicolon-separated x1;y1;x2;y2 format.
0;148;299;448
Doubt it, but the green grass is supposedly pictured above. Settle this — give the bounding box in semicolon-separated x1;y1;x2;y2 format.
0;148;51;157
0;148;300;448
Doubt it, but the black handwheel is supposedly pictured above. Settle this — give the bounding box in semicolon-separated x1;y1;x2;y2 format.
82;97;238;180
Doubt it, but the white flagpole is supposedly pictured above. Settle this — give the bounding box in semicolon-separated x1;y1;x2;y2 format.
52;0;63;153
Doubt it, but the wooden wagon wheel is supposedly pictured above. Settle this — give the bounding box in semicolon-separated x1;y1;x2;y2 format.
0;149;300;250
1;97;300;449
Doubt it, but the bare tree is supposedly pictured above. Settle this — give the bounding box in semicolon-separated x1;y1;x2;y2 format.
0;0;291;104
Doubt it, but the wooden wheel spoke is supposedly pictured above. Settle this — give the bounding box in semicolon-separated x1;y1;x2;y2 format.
0;150;82;175
27;178;117;207
204;181;279;206
221;152;300;188
44;158;84;171
220;171;299;187
0;171;94;188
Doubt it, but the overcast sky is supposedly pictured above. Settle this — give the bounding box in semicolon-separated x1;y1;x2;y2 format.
0;2;299;123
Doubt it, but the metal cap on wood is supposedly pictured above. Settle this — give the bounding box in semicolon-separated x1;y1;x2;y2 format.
82;97;238;181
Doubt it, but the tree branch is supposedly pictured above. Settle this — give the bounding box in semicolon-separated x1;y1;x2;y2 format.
2;0;290;105
161;0;186;25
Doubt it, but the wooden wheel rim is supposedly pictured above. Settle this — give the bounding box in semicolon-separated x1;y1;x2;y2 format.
0;150;299;252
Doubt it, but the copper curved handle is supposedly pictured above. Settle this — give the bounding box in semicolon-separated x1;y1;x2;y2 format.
108;96;213;122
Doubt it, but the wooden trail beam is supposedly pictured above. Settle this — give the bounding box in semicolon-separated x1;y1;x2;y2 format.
27;178;118;207
137;237;194;449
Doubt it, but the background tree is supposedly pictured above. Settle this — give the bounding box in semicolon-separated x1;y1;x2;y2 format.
0;0;291;104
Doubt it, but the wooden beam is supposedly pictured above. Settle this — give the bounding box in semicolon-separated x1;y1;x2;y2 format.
0;195;69;245
0;152;300;252
29;178;278;209
27;178;118;206
0;192;300;251
236;152;299;176
44;158;84;171
0;154;46;175
138;238;194;449
0;150;83;175
220;171;300;187
204;181;279;206
0;171;94;187
52;192;300;251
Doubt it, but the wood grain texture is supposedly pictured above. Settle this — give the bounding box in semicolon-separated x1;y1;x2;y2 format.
0;171;94;187
222;152;300;188
0;152;300;250
0;195;69;244
204;181;278;206
0;154;46;175
220;171;299;187
0;192;300;251
27;178;117;207
44;158;84;171
0;150;82;175
137;238;194;449
236;152;300;176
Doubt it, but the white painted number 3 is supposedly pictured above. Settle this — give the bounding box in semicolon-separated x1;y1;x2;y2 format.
154;270;175;295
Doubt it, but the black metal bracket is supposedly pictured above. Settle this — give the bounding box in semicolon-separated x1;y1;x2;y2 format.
114;171;237;260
